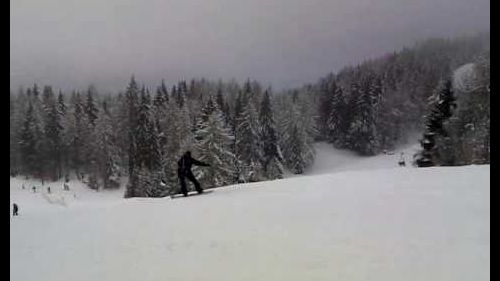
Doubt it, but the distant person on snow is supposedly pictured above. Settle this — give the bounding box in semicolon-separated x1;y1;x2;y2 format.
12;203;18;216
398;152;406;167
177;151;210;197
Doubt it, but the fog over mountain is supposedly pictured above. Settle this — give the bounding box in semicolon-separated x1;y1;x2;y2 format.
10;0;489;92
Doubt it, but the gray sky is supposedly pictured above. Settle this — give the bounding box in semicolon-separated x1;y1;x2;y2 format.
10;0;489;92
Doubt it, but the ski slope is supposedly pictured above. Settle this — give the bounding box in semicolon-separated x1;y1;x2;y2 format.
10;144;490;281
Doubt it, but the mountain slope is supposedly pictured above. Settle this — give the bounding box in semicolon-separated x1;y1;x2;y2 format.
10;144;489;281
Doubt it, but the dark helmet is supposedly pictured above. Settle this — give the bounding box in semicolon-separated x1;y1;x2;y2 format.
185;151;191;157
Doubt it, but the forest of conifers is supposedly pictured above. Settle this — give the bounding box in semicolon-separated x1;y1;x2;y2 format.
10;32;489;197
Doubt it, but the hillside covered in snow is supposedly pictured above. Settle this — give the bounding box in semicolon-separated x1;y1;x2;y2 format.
10;144;489;281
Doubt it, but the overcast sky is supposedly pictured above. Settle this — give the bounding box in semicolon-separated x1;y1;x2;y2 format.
10;0;489;92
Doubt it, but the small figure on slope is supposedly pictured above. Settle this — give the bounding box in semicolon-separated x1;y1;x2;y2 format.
177;151;210;197
12;203;19;216
398;152;406;167
63;182;70;191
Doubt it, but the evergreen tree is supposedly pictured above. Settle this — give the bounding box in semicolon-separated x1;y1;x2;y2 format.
346;75;381;155
85;86;99;127
42;86;63;180
155;79;169;105
439;58;489;165
19;103;41;177
415;79;456;167
278;92;316;174
125;87;165;197
125;76;140;176
68;92;86;177
10;91;17;175
317;75;334;140
57;92;69;177
153;80;169;152
259;91;284;179
287;124;306;174
194;97;236;187
95;101;120;189
326;82;347;146
83;86;100;181
235;91;263;182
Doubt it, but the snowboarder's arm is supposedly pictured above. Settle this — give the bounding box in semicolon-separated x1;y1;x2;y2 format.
192;158;210;167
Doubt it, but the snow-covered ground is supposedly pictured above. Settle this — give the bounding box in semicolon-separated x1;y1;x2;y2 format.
304;142;421;176
10;144;489;281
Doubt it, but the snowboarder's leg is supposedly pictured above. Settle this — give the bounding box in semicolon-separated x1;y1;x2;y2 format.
186;171;203;193
178;170;188;196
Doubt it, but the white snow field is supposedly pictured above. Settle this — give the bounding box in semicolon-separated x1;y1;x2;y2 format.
10;144;489;281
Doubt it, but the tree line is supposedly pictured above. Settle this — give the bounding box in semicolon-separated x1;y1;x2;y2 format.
10;78;313;197
10;32;489;196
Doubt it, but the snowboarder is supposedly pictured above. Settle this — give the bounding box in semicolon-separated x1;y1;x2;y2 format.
177;151;210;197
12;203;18;216
47;186;51;194
398;152;406;167
22;184;25;190
63;182;70;191
32;186;36;193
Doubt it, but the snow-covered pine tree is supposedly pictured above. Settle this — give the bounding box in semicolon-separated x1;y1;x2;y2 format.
440;57;489;165
10;91;17;175
277;91;316;174
317;75;334;140
415;79;456;167
216;85;225;110
83;86;100;187
66;92;86;178
125;77;140;176
154;81;168;115
112;93;129;174
125;87;151;197
19;102;41;178
95;101;120;189
134;87;153;170
174;81;188;108
258;90;284;179
125;87;166;197
287;124;306;174
155;79;169;105
153;80;169;152
326;81;347;146
346;74;381;155
194;97;236;187
11;87;30;176
29;84;46;179
235;88;264;182
85;86;99;127
57;91;70;177
233;91;243;134
41;86;63;180
215;85;231;126
148;103;167;197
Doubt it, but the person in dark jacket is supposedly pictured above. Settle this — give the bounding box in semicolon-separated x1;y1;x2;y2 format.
177;151;209;196
13;203;18;216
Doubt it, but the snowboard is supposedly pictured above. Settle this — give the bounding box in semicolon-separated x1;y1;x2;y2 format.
170;189;214;199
